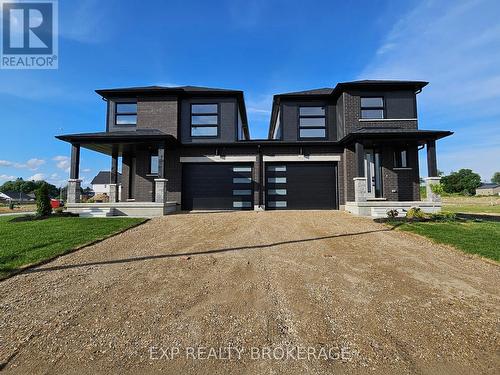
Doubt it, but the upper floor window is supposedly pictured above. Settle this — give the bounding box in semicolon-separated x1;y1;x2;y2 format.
360;97;384;119
191;104;218;137
115;102;137;125
299;106;326;138
394;148;408;168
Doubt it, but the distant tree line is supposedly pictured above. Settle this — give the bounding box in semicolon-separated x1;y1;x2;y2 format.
0;178;59;198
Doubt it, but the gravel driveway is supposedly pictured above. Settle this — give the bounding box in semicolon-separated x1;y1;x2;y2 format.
1;211;499;374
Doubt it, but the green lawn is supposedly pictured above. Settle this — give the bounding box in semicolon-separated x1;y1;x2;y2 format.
397;220;500;261
0;216;145;279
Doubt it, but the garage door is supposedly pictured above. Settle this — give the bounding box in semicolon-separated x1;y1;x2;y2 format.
182;163;253;210
265;162;337;210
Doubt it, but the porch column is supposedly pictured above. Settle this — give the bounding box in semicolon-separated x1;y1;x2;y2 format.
354;142;367;202
426;140;438;177
68;143;81;203
155;143;167;203
109;149;119;203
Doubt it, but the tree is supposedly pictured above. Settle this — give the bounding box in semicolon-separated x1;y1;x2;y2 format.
492;172;500;185
441;169;481;195
35;183;52;216
0;178;58;197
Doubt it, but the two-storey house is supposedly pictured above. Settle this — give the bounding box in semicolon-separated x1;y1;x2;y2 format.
57;81;452;217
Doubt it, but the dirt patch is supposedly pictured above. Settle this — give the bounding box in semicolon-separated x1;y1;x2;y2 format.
0;211;498;374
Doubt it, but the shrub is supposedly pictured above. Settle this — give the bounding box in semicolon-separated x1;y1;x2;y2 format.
9;201;15;210
53;207;65;214
35;183;52;216
431;212;457;221
406;207;425;220
386;209;399;218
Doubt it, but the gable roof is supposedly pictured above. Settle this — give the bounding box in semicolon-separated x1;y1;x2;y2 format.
477;183;500;189
0;191;33;200
91;171;122;185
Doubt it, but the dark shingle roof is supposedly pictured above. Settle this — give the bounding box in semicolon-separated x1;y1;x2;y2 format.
95;85;242;96
0;191;33;200
275;80;428;97
91;171;122;185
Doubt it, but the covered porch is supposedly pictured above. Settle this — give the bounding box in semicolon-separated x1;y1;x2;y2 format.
343;129;453;217
56;130;179;217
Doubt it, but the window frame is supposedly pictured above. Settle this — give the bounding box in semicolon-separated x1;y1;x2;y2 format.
190;103;220;138
298;105;327;140
114;101;137;126
393;148;409;169
360;96;385;120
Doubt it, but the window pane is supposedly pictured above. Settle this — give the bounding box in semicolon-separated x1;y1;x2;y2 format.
299;117;326;127
191;115;218;125
233;167;252;172
150;155;159;174
267;177;286;183
192;104;218;114
299;106;325;116
233;190;252;195
191;126;217;136
116;114;137;125
268;201;287;208
268;189;287;195
361;109;384;119
267;165;286;172
361;97;383;108
299;128;326;138
233;201;252;208
233;177;252;184
401;150;408;168
116;103;137;114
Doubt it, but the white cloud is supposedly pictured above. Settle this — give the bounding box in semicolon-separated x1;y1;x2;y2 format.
82;168;91;173
28;173;45;181
0;158;45;170
26;158;45;170
0;174;16;181
360;0;500;180
53;155;70;172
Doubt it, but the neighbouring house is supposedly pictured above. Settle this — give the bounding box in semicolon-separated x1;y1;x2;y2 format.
0;191;35;203
91;171;122;200
56;81;452;217
476;183;500;196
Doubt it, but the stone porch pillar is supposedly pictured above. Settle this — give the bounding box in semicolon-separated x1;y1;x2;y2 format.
155;143;167;203
425;177;442;202
67;144;81;203
155;179;168;203
354;177;368;202
68;179;81;203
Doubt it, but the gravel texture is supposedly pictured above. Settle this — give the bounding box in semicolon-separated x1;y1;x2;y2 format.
0;210;499;374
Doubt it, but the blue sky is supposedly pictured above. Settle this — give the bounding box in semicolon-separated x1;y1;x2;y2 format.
0;0;499;187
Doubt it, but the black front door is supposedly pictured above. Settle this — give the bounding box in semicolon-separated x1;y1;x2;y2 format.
265;162;338;210
182;163;253;210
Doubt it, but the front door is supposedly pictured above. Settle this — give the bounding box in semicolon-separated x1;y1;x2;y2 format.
365;150;383;198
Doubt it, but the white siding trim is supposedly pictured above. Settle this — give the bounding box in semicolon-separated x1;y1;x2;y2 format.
263;155;341;162
180;156;257;163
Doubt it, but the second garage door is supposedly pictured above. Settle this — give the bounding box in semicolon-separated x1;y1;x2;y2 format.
182;163;254;210
265;162;338;210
